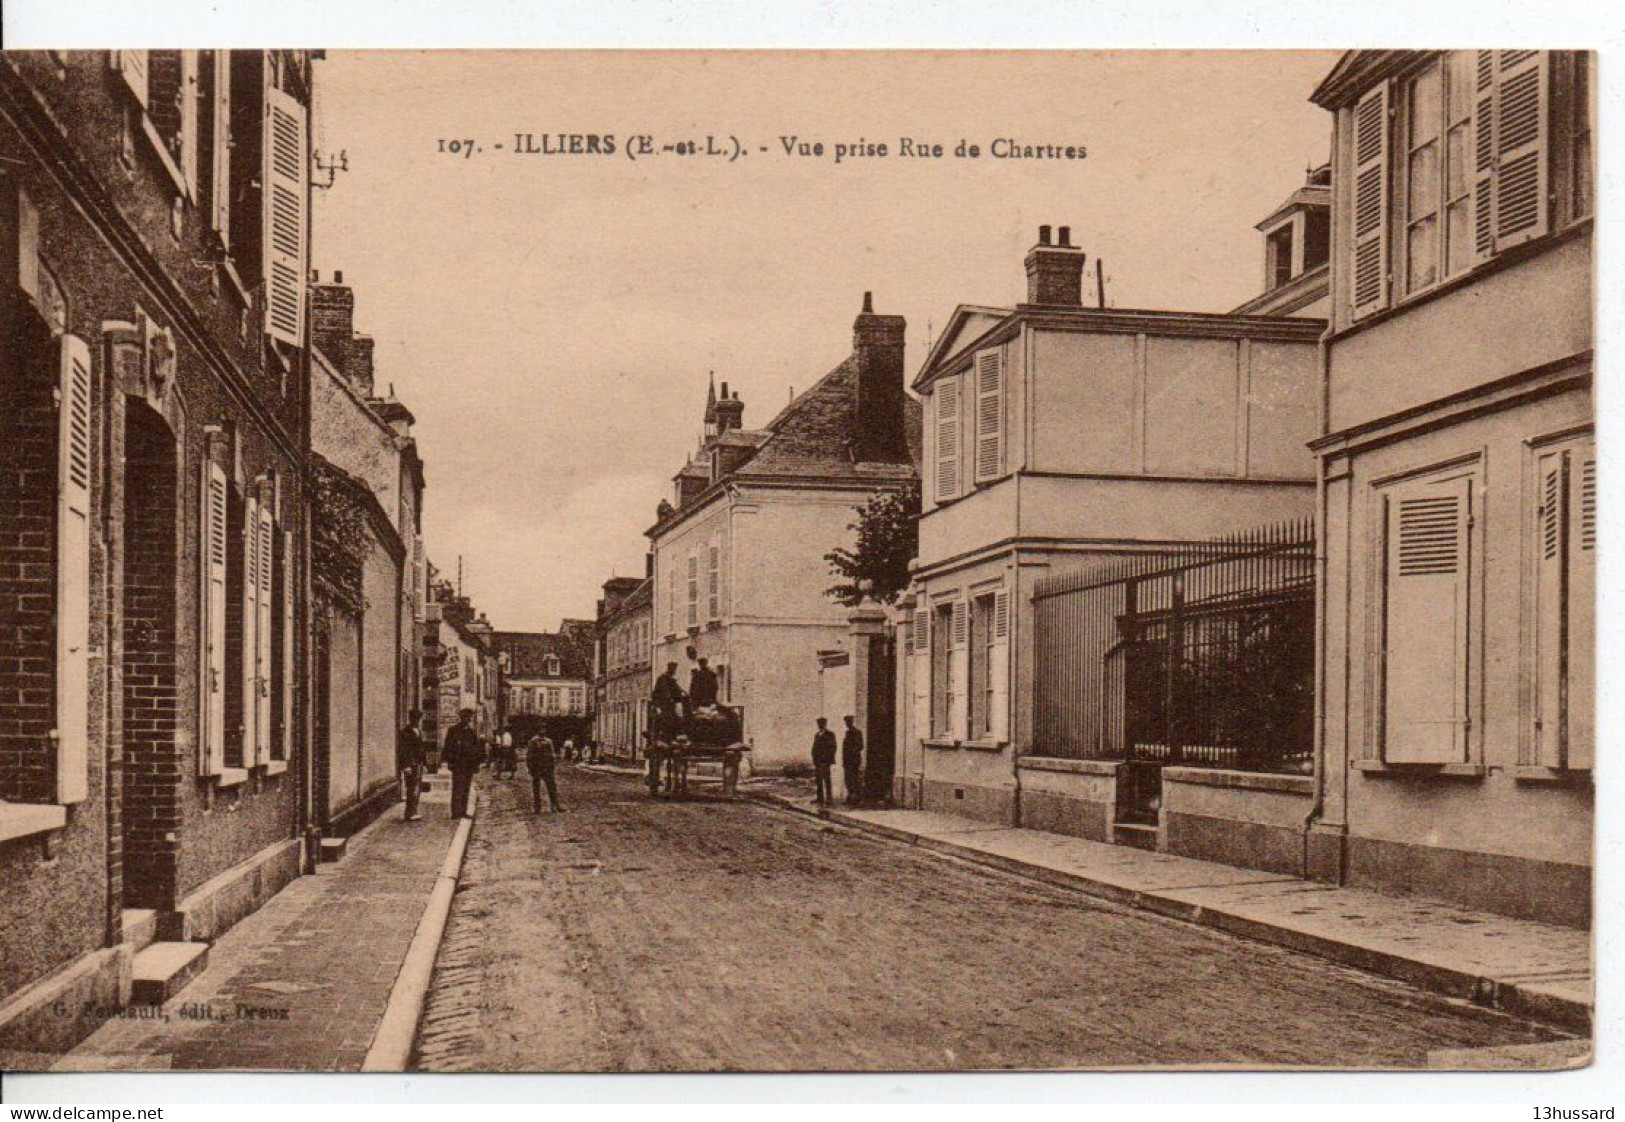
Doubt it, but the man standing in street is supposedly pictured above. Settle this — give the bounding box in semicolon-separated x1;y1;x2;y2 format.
811;717;837;807
397;708;426;822
527;731;564;814
443;708;484;820
841;714;865;807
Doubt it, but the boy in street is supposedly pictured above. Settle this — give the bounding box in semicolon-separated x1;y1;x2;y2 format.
397;709;426;821
443;708;485;820
811;717;837;807
527;731;564;814
842;715;865;807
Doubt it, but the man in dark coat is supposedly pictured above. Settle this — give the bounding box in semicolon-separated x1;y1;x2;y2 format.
811;717;837;807
442;708;484;820
841;715;865;807
397;708;426;822
688;658;720;710
649;662;687;794
526;732;563;814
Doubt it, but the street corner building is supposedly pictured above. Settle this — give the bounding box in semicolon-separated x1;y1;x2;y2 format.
0;51;316;1062
646;295;922;772
594;572;653;765
494;625;593;746
1307;50;1593;926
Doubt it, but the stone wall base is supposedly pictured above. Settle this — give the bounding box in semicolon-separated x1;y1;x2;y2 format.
1020;789;1111;842
920;778;1013;824
1163;811;1304;876
1347;835;1590;929
0;945;132;1069
327;778;400;840
160;836;305;943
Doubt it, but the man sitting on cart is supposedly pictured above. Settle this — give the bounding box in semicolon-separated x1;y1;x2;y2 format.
688;657;720;713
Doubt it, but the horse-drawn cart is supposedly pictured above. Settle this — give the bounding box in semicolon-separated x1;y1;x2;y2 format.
646;705;749;798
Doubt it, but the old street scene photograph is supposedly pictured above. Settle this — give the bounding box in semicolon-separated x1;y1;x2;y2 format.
0;49;1598;1074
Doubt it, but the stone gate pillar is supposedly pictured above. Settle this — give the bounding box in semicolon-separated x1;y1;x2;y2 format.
848;600;894;805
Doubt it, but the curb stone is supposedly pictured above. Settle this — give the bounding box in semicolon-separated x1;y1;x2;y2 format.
745;790;1591;1035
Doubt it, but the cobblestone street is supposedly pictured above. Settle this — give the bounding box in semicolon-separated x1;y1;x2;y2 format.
413;767;1571;1072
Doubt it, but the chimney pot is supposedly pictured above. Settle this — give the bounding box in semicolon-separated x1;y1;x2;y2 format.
862;290;874;314
1058;226;1072;247
1038;225;1052;246
334;270;344;284
1023;225;1086;307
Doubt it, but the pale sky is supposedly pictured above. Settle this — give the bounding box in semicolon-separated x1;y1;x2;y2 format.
309;50;1339;632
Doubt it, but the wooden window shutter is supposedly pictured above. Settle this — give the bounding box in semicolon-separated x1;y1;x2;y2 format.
1533;451;1565;765
990;589;1010;743
950;600;969;741
242;492;261;766
934;376;960;501
1381;476;1471;763
55;335;93;805
115;50;150;107
686;553;698;627
256;504;275;763
1491;51;1550;249
973;349;1003;483
210;51;232;238
179;51;200;199
1350;82;1392;320
262;84;307;347
707;542;720;620
281;526;295;762
1473;50;1498;258
202;460;228;774
1568;451;1595;769
912;610;931;743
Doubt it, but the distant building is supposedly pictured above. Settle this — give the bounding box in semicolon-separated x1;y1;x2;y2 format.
647;295;922;770
494;627;593;746
1307;50;1593;926
595;573;653;763
422;583;497;754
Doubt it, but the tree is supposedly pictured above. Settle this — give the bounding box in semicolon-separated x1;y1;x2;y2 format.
824;480;920;607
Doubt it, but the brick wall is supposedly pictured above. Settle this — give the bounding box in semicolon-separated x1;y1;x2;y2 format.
121;407;182;908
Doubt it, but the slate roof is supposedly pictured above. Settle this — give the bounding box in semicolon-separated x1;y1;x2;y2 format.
737;357;923;479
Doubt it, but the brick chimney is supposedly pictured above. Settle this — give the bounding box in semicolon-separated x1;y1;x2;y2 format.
347;334;376;397
715;382;745;434
1023;225;1086;307
310;272;355;372
851;291;907;464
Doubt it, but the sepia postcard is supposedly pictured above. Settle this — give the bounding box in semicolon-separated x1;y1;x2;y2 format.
0;44;1597;1082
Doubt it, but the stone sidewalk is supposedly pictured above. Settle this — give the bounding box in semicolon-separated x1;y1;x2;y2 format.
53;778;468;1072
748;783;1592;1034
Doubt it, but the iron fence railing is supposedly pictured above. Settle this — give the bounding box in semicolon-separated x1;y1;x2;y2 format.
1033;519;1315;774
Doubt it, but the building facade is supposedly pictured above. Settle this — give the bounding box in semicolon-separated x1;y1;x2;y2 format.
422;587;496;756
1307;50;1593;926
595;575;652;763
895;224;1325;836
1;50;315;1058
647;297;921;770
494;628;592;747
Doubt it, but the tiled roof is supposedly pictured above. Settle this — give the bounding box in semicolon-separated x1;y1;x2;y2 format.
740;357;923;479
492;630;591;680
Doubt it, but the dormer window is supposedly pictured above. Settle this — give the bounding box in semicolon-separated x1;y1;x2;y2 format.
1267;225;1295;289
545;654;560;677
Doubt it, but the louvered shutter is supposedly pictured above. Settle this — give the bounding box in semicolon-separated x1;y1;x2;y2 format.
1492;51;1550;249
989;590;1010;743
242;493;261;766
55;335;93;805
262;84;307;347
281;526;295;761
950;600;969;742
1382;477;1471;763
911;610;931;744
256;505;274;763
1568;452;1595;769
1533;451;1565;765
1473;51;1498;258
116;50;149;107
707;543;720;620
934;376;960;502
973;350;1003;483
210;51;231;238
202;462;228;773
1350;83;1391;320
179;51;200;199
686;554;698;627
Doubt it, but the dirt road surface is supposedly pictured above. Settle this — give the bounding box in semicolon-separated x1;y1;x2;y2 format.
412;767;1568;1072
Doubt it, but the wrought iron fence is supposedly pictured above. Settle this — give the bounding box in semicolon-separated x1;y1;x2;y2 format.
1033;519;1315;774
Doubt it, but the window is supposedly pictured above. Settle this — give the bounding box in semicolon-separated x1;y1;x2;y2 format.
969;595;994;737
686;554;699;628
931;602;954;737
933;376;960;502
1267;225;1295;289
1350;51;1579;321
201;458;228;775
707;542;721;620
1531;437;1594;770
545;654;560;676
1379;468;1474;763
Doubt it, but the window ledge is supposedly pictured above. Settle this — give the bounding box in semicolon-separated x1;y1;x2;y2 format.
1513;765;1592;786
962;738;1005;753
1018;756;1120;776
213;767;250;788
1352;760;1486;779
0;802;68;845
1161;766;1313;794
922;738;959;751
262;759;290;777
